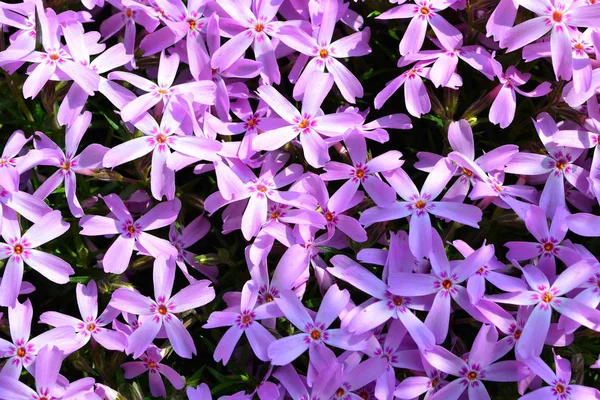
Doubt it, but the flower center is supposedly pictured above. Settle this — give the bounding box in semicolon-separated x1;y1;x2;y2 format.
254;23;264;32
270;212;279;219
49;53;59;61
555;160;567;170
158;305;168;315
157;88;169;95
393;296;404;306
514;330;522;339
325;212;334;222
242;314;251;324
359;392;369;399
431;378;438;387
125;9;133;17
555;384;565;393
298;119;309;129
319;48;329;58
16;347;26;357
477;267;485;274
467;371;478;380
355;169;365;178
257;185;267;193
442;279;452;290
265;294;274;302
13;245;23;255
127;225;136;234
543;292;553;303
552;11;562;22
575;43;585;50
87;323;96;331
188;19;196;30
156;134;167;143
148;361;156;368
415;200;426;209
336;388;345;397
543;242;554;252
310;329;321;340
61;161;71;169
247;118;256;127
462;168;473;177
420;7;430;14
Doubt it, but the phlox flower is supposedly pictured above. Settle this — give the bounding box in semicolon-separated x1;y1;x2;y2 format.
39;280;127;353
504;112;590;218
122;346;184;399
321;128;402;207
423;324;530;400
520;353;600;399
0;299;74;378
329;255;436;351
267;284;368;365
0;210;74;307
204;151;318;240
252;72;364;168
33;112;109;217
394;354;449;400
107;50;216;122
415;119;518;204
79;194;180;274
500;0;600;81
488;61;552;128
110;256;215;358
273;363;344;400
278;0;371;102
485;259;600;358
376;0;462;56
388;233;496;344
204;280;278;364
360;159;482;259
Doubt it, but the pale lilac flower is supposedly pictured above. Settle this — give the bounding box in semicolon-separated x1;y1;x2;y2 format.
321;129;402;207
103;102;221;200
0;210;73;307
0;299;74;378
252;72;364;168
330;255;436;350
122;346;184;398
273;363;343;400
377;0;462;56
39;280;127;352
33;112;108;217
500;0;600;80
107;50;216;122
485;259;600;358
203;280;277;364
79;194;180;274
520;353;600;399
389;234;495;344
360;159;482;259
278;0;371;102
488;61;552;128
16;1;99;99
423;324;530;400
110;256;215;358
267;285;368;365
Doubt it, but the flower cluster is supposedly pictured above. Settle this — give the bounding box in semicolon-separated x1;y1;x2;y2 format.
0;0;599;399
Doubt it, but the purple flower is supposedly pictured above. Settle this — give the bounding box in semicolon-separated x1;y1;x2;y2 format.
79;194;180;273
329;254;436;350
110;255;215;358
267;284;367;365
360;159;482;259
0;299;74;378
485;259;600;358
252;72;364;167
203;280;277;364
39;280;127;352
377;0;462;56
122;346;185;398
0;210;73;307
33;112;108;217
278;0;371;102
520;353;600;399
321;129;402;207
423;324;530;400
